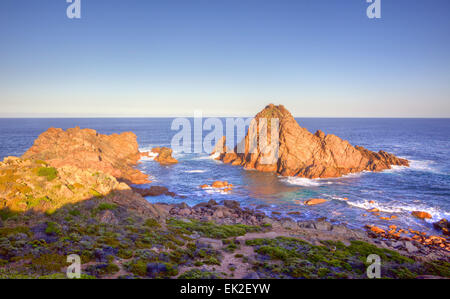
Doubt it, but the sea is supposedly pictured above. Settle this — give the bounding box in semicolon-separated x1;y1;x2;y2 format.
0;118;449;235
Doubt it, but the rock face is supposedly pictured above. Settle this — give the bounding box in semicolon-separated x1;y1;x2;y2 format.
213;104;409;178
0;156;128;213
22;127;150;184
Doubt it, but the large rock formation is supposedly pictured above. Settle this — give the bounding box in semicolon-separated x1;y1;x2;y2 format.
22;127;150;184
212;104;409;178
150;147;178;165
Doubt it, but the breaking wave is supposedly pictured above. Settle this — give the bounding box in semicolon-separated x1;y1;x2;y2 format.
346;199;449;221
184;170;207;173
281;177;332;187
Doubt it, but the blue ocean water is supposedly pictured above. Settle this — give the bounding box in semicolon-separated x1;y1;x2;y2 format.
0;118;449;235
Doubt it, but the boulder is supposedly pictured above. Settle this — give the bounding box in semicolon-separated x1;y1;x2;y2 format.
223;200;240;209
411;211;432;220
304;198;327;206
404;241;419;253
132;186;176;197
369;226;385;234
212;181;227;188
152;147;178;164
433;219;449;236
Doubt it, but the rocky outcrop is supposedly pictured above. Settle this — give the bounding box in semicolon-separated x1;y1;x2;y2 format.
200;181;233;191
0;156;169;221
0;156;129;213
412;211;432;220
149;147;178;165
212;104;409;178
433;219;450;236
132;186;176;197
22;127;150;184
304;198;327;206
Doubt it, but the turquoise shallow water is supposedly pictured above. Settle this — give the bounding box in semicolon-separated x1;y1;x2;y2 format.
0;118;449;235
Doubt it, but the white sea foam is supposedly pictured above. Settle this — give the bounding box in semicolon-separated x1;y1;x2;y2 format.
140;152;158;161
192;153;220;160
346;199;449;221
202;187;230;195
282;177;331;187
329;195;349;201
409;159;443;174
184;170;207;173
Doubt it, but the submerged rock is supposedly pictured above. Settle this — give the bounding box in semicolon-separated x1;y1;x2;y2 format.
212;104;409;178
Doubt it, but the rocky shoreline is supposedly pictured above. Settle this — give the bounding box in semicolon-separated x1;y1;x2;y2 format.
0;126;448;279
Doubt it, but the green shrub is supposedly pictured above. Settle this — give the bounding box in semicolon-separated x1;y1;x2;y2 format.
68;209;81;217
89;189;103;198
96;203;117;211
37;167;58;181
45;222;61;235
167;219;259;239
144;218;161;228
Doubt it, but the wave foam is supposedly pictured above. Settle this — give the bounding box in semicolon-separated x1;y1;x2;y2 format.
140;152;158;161
409;160;443;174
346;199;449;221
282;177;331;187
192;153;220;160
184;170;207;173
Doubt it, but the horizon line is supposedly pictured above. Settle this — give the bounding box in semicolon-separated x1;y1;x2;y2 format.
0;115;449;119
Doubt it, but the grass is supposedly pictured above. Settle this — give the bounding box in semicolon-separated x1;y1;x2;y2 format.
95;202;117;212
167;219;260;239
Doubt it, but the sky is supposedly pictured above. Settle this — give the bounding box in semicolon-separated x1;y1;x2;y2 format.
0;0;449;117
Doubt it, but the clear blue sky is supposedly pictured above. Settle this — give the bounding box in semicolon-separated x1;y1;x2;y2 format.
1;0;449;117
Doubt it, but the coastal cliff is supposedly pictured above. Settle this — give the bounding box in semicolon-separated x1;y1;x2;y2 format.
212;104;409;178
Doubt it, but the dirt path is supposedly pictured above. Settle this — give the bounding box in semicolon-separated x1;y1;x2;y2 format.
176;230;298;279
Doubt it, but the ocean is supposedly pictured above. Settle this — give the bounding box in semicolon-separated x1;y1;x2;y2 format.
0;117;449;235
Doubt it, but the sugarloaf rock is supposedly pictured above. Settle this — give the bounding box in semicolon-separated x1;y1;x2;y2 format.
212;104;409;178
